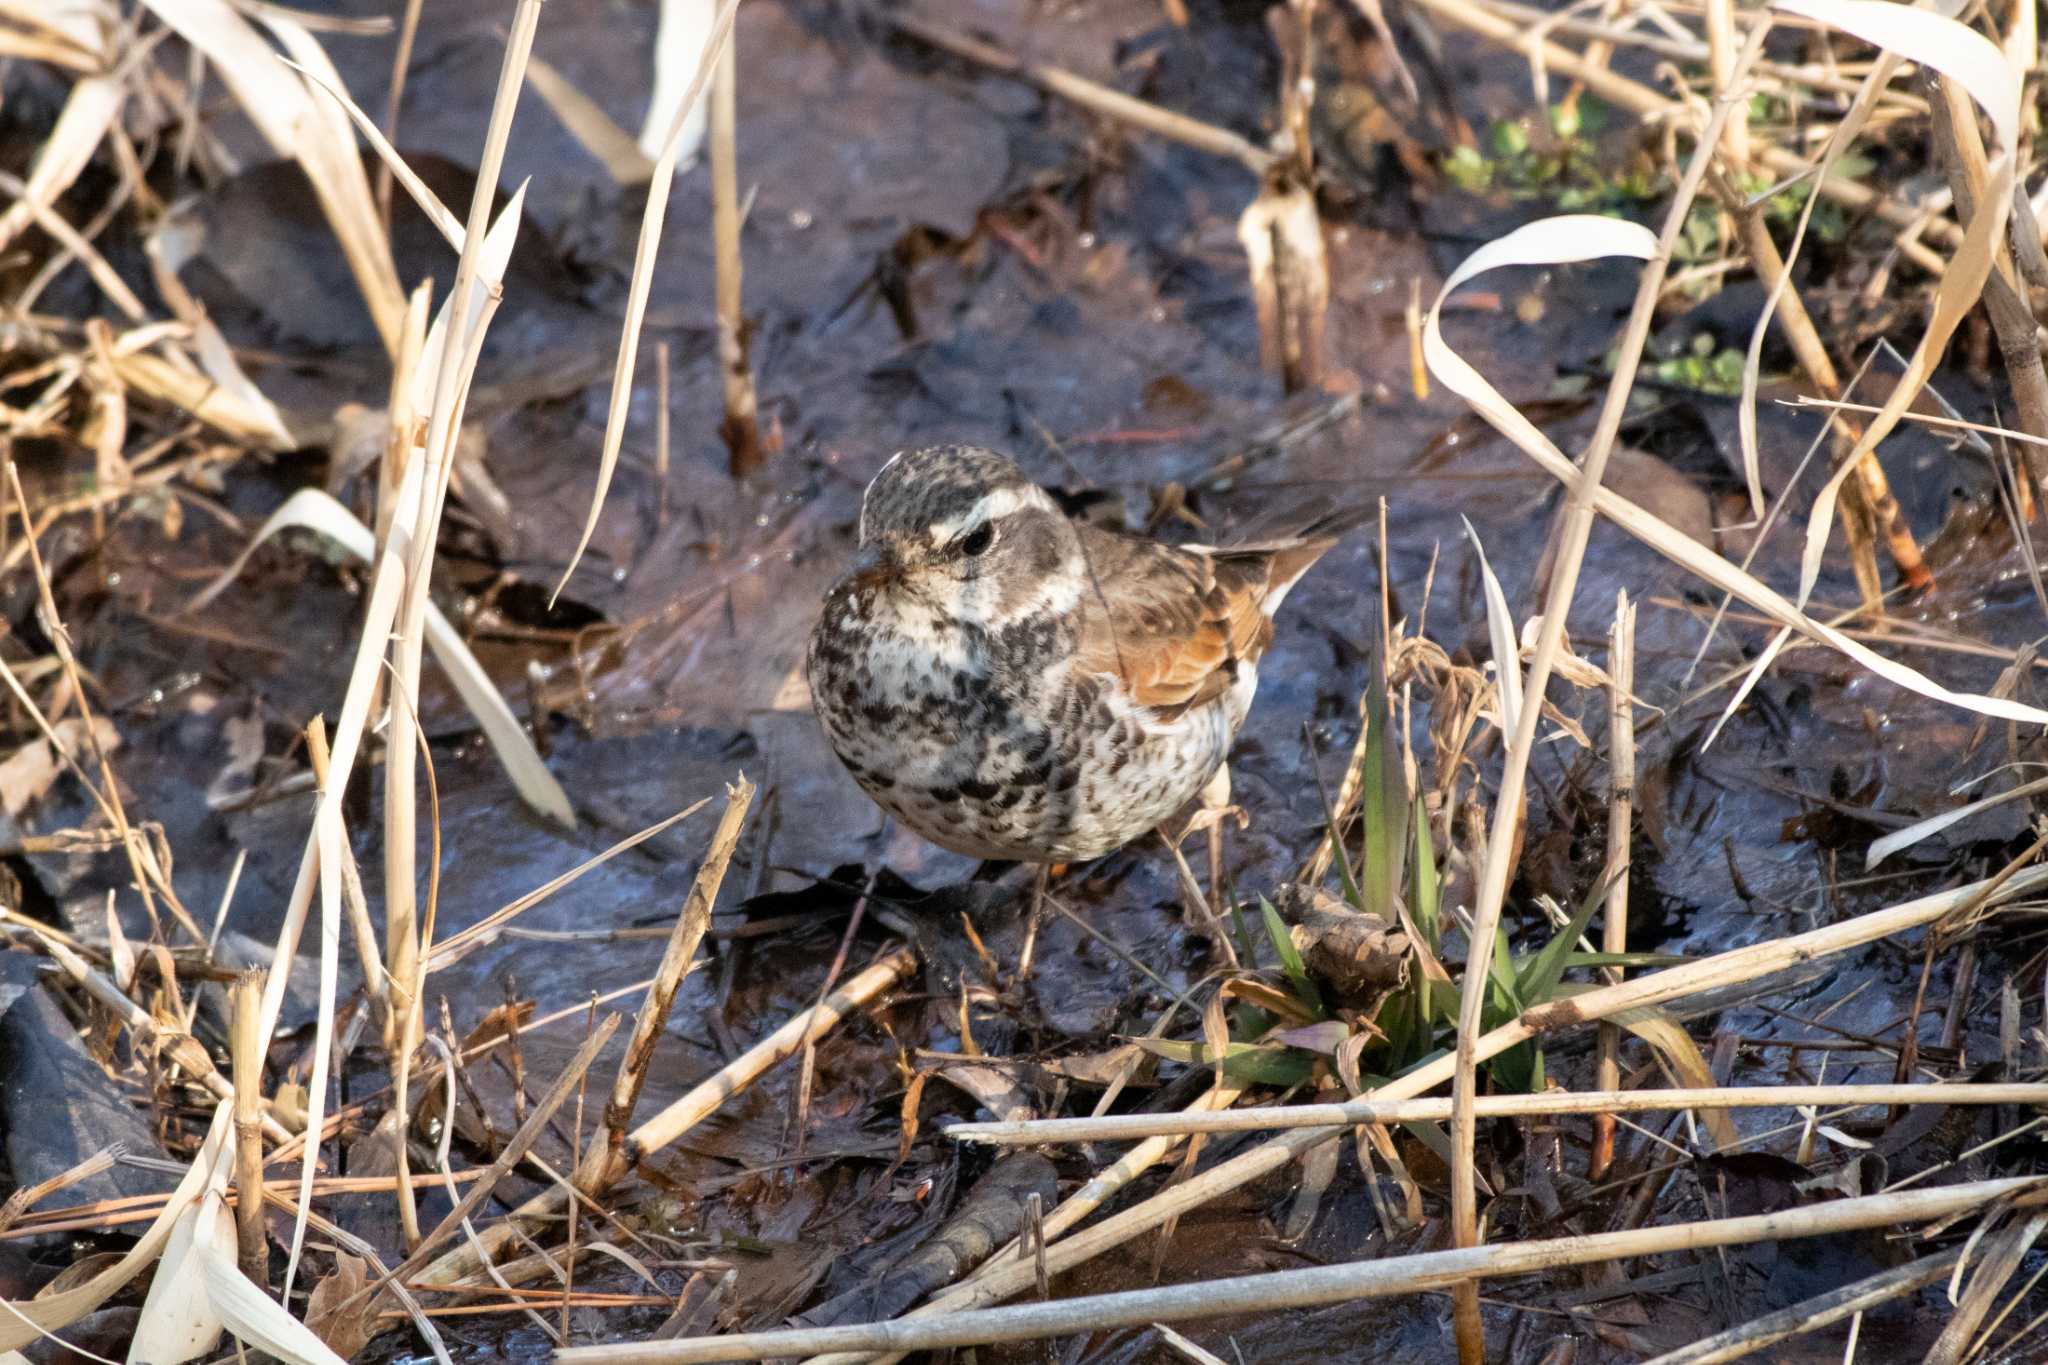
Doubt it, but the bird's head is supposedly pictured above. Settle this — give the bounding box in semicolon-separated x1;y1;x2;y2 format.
844;445;1084;627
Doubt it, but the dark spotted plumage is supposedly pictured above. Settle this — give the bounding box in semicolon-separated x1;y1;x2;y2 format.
806;445;1350;862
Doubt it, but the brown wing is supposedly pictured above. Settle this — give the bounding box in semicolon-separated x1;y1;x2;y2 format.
1070;524;1334;719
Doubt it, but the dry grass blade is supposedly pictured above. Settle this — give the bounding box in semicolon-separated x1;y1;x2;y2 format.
554;1180;2046;1363
424;800;709;972
133;1100;350;1365
0;75;122;259
183;486;571;825
1423;228;2048;728
525;51;656;184
280;56;464;249
0;1104;231;1350
551;0;742;604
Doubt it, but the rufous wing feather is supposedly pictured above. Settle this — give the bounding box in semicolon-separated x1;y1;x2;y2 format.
1071;525;1338;719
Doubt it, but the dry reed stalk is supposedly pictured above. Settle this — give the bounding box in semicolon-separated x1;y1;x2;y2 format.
388;677;445;1252
1714;174;1928;589
942;1082;2048;1144
807;858;2048;1363
414;947;916;1287
378;283;431;1023
383;0;547;957
237;0;548;1299
709;28;762;477
551;0;741;602
884;12;1275;174
1590;591;1634;1180
304;716;391;1040
557;1179;2046;1363
576;777;753;1191
1926;71;2048;494
1445;33;1768;1362
230;971;267;1284
1704;0;1750;170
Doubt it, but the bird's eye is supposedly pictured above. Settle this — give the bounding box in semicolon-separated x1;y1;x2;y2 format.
957;522;995;557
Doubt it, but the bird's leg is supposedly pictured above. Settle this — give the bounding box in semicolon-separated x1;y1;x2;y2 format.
1201;762;1232;912
1014;861;1055;982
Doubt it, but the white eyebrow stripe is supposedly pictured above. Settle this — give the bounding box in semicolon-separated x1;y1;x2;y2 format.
929;484;1050;540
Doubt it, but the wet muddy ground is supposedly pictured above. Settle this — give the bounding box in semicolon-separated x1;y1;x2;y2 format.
5;0;2048;1360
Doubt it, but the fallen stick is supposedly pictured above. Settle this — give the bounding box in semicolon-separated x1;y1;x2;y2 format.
943;1083;2048;1144
556;1177;2045;1363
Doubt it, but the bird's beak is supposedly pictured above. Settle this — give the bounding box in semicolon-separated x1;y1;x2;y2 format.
848;545;902;593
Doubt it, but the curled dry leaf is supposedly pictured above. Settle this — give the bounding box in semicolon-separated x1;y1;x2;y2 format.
304;1252;375;1359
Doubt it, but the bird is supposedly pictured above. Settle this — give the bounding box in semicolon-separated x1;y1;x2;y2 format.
806;444;1354;866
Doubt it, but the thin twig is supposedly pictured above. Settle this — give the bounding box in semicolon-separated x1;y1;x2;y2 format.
1591;591;1635;1181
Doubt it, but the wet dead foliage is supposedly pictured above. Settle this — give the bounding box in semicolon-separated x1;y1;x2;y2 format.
4;0;2048;1362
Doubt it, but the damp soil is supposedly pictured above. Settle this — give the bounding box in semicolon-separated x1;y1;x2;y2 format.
5;1;2047;1361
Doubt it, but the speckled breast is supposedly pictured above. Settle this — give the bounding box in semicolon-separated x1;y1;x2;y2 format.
806;585;1243;862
